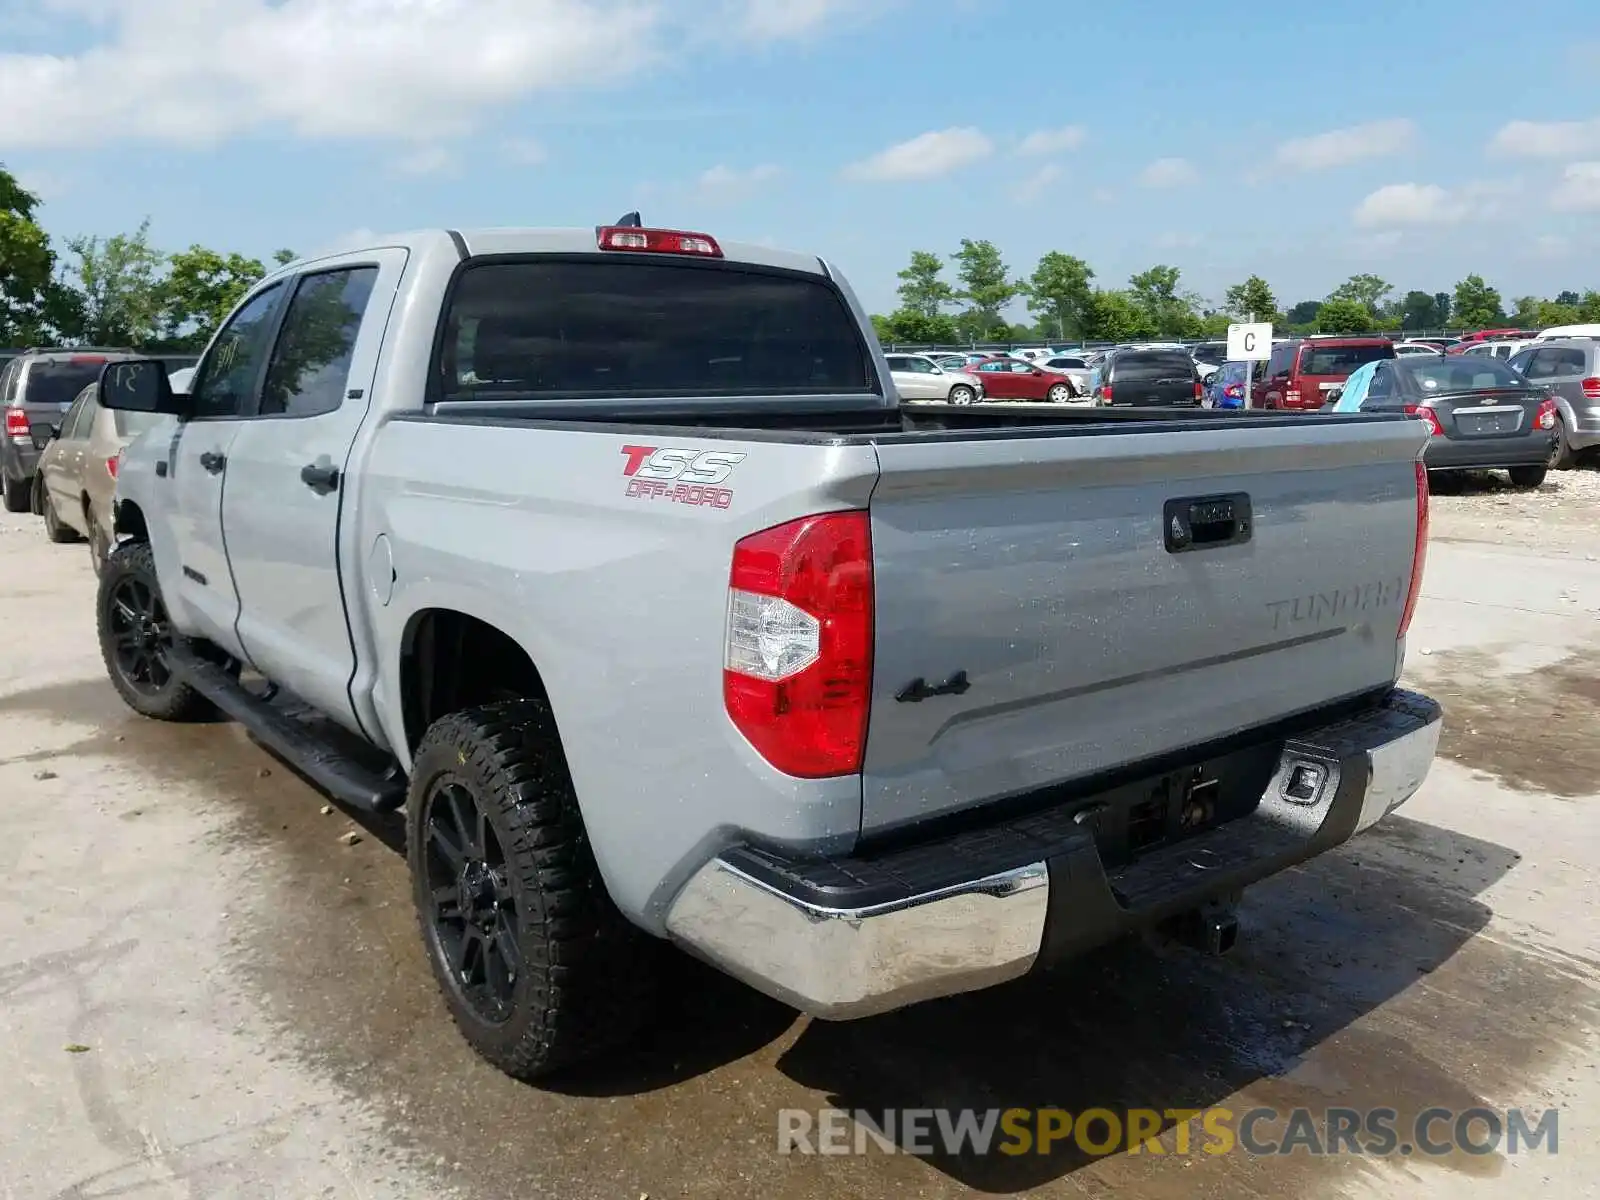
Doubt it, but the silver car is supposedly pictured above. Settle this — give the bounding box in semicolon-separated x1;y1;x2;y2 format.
884;353;984;405
1036;354;1092;397
1508;338;1600;469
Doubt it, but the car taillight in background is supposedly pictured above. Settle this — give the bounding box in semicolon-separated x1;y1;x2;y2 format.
1534;398;1558;431
596;226;723;258
1285;387;1301;407
1099;384;1113;402
106;452;122;479
1403;404;1444;436
4;408;29;439
1581;377;1600;400
724;512;873;778
1193;380;1204;401
1399;461;1429;640
1224;384;1242;399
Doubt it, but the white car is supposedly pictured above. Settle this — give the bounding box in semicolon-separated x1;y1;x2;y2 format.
884;353;984;405
1394;342;1444;357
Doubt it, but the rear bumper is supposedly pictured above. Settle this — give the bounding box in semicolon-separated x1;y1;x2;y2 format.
2;438;39;482
1424;432;1553;469
664;689;1441;1020
1565;401;1600;451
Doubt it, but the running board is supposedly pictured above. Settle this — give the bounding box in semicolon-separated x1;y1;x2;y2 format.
168;645;407;812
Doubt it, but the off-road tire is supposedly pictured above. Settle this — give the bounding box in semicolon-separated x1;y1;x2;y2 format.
96;540;215;721
1;474;29;512
1508;465;1547;489
42;489;81;543
407;700;660;1080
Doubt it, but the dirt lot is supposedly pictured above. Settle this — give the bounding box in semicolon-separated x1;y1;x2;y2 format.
2;469;1597;1200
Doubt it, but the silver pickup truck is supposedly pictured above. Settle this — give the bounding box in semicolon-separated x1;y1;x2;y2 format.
92;219;1442;1080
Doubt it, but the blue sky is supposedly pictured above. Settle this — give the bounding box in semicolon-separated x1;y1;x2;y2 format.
3;0;1599;317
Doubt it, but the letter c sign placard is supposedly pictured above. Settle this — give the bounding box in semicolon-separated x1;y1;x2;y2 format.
1227;322;1274;363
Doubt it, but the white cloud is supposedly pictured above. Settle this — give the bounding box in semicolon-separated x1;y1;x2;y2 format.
1274;118;1415;170
391;144;454;176
842;127;993;182
1017;126;1085;156
1139;157;1198;188
0;0;860;151
1488;118;1600;158
1352;179;1520;227
694;163;782;202
1010;163;1062;204
1551;162;1600;211
501;137;547;165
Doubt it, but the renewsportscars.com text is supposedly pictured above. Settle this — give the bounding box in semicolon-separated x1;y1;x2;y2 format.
777;1106;1559;1158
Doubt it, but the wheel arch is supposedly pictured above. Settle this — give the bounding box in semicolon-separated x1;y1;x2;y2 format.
397;606;551;758
113;498;149;541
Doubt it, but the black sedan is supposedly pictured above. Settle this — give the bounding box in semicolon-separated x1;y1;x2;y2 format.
1346;356;1558;489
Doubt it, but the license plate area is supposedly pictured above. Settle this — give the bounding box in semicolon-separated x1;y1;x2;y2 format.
1457;406;1522;436
1069;742;1282;870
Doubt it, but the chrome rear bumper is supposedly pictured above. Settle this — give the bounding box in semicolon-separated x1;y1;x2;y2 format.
665;689;1441;1021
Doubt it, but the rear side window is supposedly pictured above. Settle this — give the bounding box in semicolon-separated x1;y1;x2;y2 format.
1268;344;1295;377
114;410;169;438
1298;343;1393;375
437;259;874;400
19;358;111;408
1115;352;1193;382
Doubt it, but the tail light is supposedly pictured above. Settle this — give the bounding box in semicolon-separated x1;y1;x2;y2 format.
1581;377;1600;400
724;512;873;778
1286;386;1301;408
1193;380;1204;401
1403;404;1443;436
1399;461;1429;639
4;408;29;439
1099;384;1113;402
597;226;722;258
1535;398;1557;430
1224;384;1242;399
106;452;121;479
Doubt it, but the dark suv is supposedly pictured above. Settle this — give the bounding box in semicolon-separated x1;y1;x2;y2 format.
1093;347;1201;407
1;348;136;512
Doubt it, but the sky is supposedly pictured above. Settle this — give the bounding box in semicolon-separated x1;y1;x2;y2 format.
2;0;1599;318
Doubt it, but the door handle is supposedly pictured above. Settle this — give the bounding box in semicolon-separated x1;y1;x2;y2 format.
300;463;340;495
1164;493;1252;553
199;450;226;474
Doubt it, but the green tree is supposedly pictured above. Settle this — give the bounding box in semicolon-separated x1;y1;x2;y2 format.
950;239;1018;340
1535;300;1581;327
1223;275;1278;322
1433;292;1452;326
1576;291;1600;322
1316;297;1373;334
879;308;960;345
1023;251;1095;340
0;164;71;344
1285;299;1323;328
272;248;297;267
1328;273;1393;313
1452;274;1504;329
1128;264;1201;337
1081;289;1156;341
895;250;956;319
1400;291;1439;330
63;219;166;346
1510;295;1542;327
158;244;268;347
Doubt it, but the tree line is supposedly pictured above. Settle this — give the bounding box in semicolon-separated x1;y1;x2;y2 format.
1;163;293;351
873;242;1600;345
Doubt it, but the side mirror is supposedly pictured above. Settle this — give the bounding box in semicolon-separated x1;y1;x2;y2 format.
99;359;190;417
1327;386;1344;403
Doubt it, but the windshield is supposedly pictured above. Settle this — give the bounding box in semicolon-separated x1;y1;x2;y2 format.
437;260;874;400
1298;343;1393;375
1402;358;1529;392
21;359;109;407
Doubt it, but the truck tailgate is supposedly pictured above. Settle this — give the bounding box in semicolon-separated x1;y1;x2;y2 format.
861;418;1427;834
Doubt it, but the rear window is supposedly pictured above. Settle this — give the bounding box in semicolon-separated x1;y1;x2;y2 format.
1298;343;1393;375
1401;358;1529;391
1114;352;1194;382
1192;343;1227;360
436;259;875;400
19;359;110;408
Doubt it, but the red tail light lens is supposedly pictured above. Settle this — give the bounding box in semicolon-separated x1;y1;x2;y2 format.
1581;377;1600;400
1399;461;1429;639
106;453;121;479
1224;384;1242;398
1193;380;1204;401
1535;398;1557;430
1403;404;1444;436
1286;386;1301;408
597;226;723;258
724;512;873;778
1099;384;1113;402
4;408;29;438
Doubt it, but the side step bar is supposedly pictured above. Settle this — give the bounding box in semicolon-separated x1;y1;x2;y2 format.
169;645;407;812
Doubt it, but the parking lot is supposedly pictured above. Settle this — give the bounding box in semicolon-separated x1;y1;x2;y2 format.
2;469;1597;1200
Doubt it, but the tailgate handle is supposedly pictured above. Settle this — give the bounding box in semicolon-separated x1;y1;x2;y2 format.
1164;493;1252;553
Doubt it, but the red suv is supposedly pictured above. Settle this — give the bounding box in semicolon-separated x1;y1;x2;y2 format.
1260;337;1396;411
